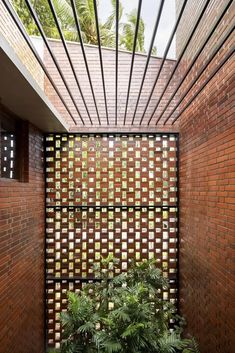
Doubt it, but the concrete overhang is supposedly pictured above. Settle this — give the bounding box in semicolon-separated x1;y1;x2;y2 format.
0;33;68;132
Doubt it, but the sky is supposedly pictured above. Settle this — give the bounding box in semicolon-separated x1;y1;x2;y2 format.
99;0;176;59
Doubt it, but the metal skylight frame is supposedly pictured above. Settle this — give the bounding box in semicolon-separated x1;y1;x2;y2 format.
138;0;189;125
168;24;235;125
93;0;109;125
115;0;119;125
158;0;234;125
147;0;211;126
2;0;233;128
123;0;143;125
69;0;101;125
131;0;165;125
24;0;87;125
2;0;78;125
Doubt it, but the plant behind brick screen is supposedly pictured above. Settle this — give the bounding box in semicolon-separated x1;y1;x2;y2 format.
54;257;199;353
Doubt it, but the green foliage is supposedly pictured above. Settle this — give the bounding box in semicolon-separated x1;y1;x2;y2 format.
182;337;200;353
11;0;61;39
11;0;148;52
120;9;145;53
58;257;199;353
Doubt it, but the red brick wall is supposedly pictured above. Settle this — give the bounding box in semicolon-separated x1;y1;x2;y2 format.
44;40;177;128
0;1;44;91
179;52;235;353
172;0;234;126
0;122;45;353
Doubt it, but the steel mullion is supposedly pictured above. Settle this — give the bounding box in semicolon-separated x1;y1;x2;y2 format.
131;0;165;125
166;24;234;125
3;0;77;125
70;0;101;125
175;133;180;311
159;0;233;126
115;0;119;125
48;131;179;136
171;46;234;125
123;0;142;125
93;0;109;125
46;276;103;282
47;0;93;125
148;0;211;126
46;205;177;209
43;136;48;353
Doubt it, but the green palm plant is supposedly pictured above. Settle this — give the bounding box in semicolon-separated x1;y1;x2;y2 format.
72;0;101;44
99;0;123;48
119;9;145;53
60;291;99;353
11;0;56;38
58;258;199;353
11;0;147;52
182;337;200;353
51;0;122;46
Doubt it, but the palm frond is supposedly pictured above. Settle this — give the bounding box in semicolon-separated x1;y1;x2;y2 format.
158;332;191;353
183;337;200;353
57;260;195;353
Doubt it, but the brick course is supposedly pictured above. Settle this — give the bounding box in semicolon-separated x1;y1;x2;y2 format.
178;51;235;353
0;1;44;91
44;40;178;129
174;2;235;352
0;1;234;353
0;120;45;353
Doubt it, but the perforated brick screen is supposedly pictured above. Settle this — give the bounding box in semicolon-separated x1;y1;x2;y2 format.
0;132;17;179
45;133;178;349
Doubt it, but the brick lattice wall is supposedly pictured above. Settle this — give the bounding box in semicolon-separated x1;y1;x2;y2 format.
45;133;178;349
0;122;45;353
179;52;235;352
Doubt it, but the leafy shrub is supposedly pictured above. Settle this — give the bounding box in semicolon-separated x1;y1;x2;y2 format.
57;257;199;353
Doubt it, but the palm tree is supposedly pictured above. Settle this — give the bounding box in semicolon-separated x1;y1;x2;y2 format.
73;0;119;47
53;0;123;48
120;9;145;53
12;0;147;52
